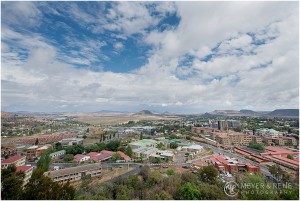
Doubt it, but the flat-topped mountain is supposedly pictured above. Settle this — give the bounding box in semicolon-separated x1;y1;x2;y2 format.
267;109;299;117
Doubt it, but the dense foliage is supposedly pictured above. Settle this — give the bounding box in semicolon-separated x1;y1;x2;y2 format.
76;165;299;200
1;165;75;200
249;141;265;150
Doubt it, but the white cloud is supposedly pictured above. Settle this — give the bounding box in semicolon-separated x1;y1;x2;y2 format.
1;2;298;112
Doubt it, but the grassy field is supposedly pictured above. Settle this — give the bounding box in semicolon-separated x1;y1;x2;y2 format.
75;114;179;125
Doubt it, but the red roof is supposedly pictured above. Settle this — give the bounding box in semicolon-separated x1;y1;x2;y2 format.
87;152;100;157
91;150;115;161
74;154;89;161
117;151;131;161
1;155;26;164
16;166;33;172
100;150;115;155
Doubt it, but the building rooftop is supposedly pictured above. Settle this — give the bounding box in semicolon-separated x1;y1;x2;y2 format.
44;163;101;178
74;154;89;161
49;150;66;157
117;151;131;161
129;139;157;147
1;155;26;164
16;165;33;172
27;145;39;150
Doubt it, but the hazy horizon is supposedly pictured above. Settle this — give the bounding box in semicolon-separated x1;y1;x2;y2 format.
2;2;299;113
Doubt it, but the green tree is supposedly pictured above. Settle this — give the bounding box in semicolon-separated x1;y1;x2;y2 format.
166;169;175;176
81;174;92;190
112;152;121;160
63;154;74;162
170;142;178;149
179;182;201;200
156;142;165;149
198;183;227;199
279;186;299;200
37;153;51;173
23;168;75;200
287;154;294;160
66;144;84;155
249;141;265;150
238;173;278;200
96;142;107;151
154;157;161;164
54;142;62;151
35;138;39;145
198;165;218;184
1;165;25;200
125;145;133;158
154;190;173;200
114;184;134;200
106;141;121;151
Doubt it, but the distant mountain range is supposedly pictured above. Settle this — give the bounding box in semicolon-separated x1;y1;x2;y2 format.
267;109;299;117
3;108;299;118
201;109;299;117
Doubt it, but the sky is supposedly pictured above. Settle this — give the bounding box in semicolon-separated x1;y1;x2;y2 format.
1;1;299;113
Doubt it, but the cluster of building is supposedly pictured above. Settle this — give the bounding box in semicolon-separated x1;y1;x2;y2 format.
1;155;33;186
193;127;298;148
128;138;204;162
26;144;53;160
193;155;260;174
234;146;299;171
73;150;131;163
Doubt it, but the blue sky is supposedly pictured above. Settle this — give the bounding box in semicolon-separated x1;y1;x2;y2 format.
1;1;299;113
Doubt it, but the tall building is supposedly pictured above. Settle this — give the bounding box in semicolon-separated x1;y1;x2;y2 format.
227;120;241;128
218;120;228;131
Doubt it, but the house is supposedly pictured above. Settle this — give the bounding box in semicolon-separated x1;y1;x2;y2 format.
117;151;131;162
150;150;174;162
59;138;84;148
87;150;115;162
1;156;26;168
133;147;158;159
74;154;90;163
44;163;102;184
16;165;33;186
1;155;26;168
26;145;39;159
36;145;52;157
26;144;52;159
207;155;260;173
129;139;157;149
49;150;66;160
1;144;17;158
179;144;203;153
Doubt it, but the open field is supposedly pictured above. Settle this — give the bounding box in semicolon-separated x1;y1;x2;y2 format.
74;114;180;125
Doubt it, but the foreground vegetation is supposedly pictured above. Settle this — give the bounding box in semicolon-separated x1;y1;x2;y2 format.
75;165;299;200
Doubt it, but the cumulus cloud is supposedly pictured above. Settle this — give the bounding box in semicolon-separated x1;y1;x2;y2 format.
1;2;298;113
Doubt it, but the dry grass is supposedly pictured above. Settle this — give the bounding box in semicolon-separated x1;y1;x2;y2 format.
75;114;179;125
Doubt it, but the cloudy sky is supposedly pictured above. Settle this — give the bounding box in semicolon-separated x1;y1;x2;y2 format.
1;1;299;113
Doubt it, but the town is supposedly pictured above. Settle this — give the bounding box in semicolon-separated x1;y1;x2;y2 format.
1;1;299;200
1;110;299;199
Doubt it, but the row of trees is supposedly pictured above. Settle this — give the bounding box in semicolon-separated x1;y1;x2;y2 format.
76;165;299;200
63;140;133;158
